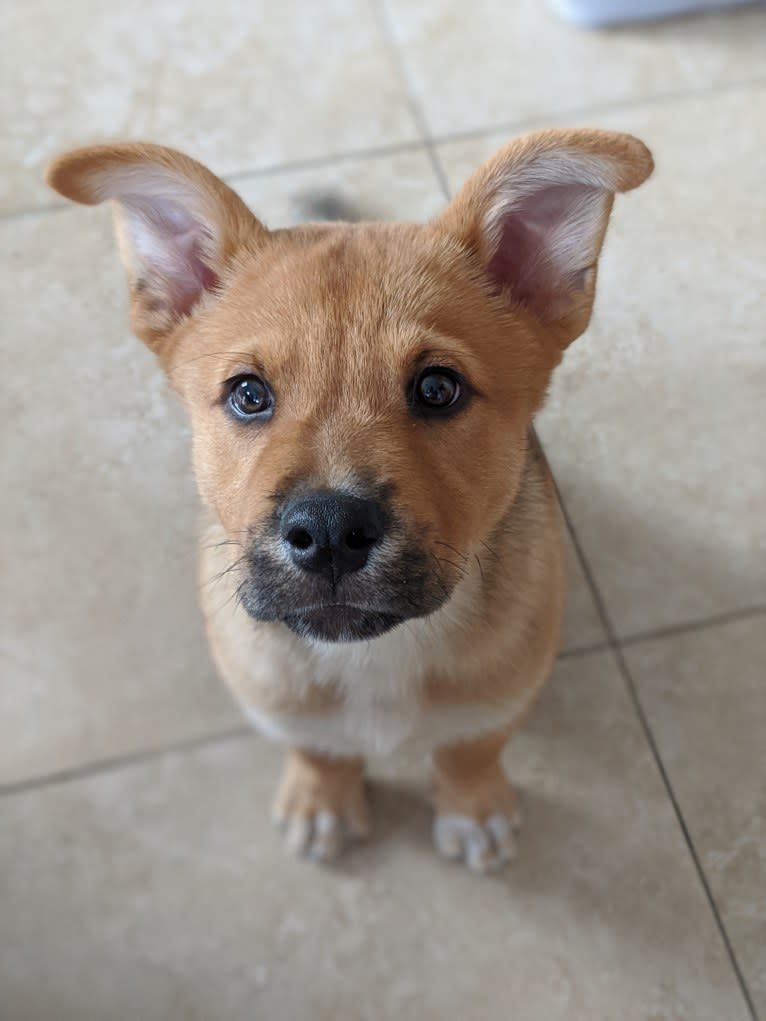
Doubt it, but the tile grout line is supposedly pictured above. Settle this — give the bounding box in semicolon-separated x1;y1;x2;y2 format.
4;602;759;798
618;604;766;649
609;642;759;1021
369;0;451;199
561;605;766;659
226;137;430;184
557;639;611;660
0;725;252;799
419;73;766;151
0;643;608;798
4;139;437;226
1;199;66;223
555;489;760;1021
7;74;766;226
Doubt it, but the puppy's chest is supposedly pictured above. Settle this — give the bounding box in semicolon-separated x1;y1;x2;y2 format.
332;683;430;758
247;679;507;759
246;642;521;759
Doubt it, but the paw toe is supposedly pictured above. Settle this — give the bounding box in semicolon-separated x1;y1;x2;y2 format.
307;812;345;862
283;815;313;857
277;807;366;863
433;815;469;860
433;813;518;873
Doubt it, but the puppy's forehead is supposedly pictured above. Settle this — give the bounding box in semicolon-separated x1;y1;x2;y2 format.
180;220;530;413
219;223;477;362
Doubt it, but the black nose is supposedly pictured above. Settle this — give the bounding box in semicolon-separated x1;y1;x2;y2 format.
279;492;384;581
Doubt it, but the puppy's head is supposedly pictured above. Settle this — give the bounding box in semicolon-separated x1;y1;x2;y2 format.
47;132;652;642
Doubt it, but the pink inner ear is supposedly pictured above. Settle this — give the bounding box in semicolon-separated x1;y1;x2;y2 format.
169;233;220;318
486;183;601;317
127;194;220;318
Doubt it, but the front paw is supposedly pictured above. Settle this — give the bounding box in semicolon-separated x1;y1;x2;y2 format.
272;751;371;863
431;765;521;873
433;811;521;873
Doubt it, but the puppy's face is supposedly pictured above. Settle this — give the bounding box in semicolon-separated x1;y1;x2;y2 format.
173;226;544;640
48;132;652;641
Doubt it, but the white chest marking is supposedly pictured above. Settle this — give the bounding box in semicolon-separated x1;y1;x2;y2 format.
245;686;536;760
240;571;539;758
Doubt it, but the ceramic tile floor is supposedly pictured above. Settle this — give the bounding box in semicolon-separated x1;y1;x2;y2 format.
1;2;764;1019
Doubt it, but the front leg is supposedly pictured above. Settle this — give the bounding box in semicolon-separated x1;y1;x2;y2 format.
431;729;521;874
273;748;372;863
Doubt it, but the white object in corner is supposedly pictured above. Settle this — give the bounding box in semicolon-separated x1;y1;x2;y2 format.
551;0;759;26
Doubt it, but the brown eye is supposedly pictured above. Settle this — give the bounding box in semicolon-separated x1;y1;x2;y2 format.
412;367;463;414
227;375;274;420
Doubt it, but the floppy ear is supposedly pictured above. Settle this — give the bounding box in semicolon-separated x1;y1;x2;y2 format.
46;143;267;351
434;129;653;347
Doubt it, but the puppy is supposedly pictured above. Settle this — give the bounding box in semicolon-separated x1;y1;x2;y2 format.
47;130;652;872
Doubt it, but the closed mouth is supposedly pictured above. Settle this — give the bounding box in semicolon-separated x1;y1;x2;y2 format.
282;604;404;643
291;601;397;615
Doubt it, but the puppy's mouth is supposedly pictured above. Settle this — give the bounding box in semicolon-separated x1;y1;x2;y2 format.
282;604;404;643
238;502;452;643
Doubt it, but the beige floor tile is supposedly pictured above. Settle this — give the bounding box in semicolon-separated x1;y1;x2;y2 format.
438;87;766;637
624;614;766;1016
1;0;418;215
0;207;241;786
383;0;766;139
0;650;749;1020
562;528;608;651
232;146;447;228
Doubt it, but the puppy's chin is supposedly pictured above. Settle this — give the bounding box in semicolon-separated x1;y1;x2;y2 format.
282;606;404;643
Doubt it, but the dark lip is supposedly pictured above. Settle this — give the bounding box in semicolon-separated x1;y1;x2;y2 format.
282;605;404;643
291;602;395;614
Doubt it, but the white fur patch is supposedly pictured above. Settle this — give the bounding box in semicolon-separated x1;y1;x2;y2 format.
246;693;533;761
433;812;519;873
242;564;540;759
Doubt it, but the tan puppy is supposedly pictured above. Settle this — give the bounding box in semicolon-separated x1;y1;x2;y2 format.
47;131;652;872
